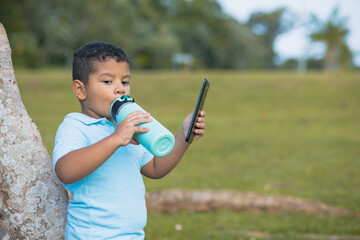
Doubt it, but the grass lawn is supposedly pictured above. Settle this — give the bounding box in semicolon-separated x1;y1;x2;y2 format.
15;68;360;239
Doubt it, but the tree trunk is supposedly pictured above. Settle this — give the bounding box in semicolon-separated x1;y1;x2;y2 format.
324;45;340;71
0;23;67;239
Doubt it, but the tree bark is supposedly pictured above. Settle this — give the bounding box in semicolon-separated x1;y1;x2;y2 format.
0;23;67;239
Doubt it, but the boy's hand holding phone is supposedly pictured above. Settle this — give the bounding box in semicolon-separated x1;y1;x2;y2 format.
182;111;207;142
184;78;209;143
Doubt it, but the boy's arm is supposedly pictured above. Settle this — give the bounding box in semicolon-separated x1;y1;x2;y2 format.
141;111;206;179
55;135;121;184
55;111;151;184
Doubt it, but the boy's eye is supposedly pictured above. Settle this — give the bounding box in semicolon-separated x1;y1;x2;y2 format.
103;80;112;84
122;81;130;85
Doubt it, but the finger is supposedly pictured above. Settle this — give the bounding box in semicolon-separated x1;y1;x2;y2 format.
130;138;140;145
131;116;153;126
126;111;149;120
134;126;150;133
196;117;205;123
194;129;205;135
126;110;146;118
199;111;206;117
126;112;151;123
196;122;206;129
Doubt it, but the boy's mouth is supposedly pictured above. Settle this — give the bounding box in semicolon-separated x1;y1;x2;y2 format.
112;96;123;102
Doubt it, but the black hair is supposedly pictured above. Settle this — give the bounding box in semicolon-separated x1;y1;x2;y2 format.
72;42;130;84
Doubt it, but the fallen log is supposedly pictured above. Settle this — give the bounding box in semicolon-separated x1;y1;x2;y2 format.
146;189;352;216
239;230;360;240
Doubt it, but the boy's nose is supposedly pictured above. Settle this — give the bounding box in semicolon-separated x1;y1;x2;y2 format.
115;88;124;94
115;84;125;95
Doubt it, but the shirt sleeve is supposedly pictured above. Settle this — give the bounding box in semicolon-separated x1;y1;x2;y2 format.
140;146;154;167
52;119;87;170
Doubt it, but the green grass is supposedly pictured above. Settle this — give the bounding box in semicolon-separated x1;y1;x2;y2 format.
15;68;360;239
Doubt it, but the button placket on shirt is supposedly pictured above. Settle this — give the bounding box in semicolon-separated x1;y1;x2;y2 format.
101;119;116;132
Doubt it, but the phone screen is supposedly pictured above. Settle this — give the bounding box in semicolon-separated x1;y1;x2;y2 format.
185;78;210;143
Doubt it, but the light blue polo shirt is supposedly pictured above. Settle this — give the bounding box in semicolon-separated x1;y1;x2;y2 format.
53;113;154;240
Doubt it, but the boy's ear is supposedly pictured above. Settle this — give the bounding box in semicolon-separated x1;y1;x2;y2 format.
72;80;86;101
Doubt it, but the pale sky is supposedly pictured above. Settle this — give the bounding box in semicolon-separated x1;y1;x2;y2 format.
217;0;360;67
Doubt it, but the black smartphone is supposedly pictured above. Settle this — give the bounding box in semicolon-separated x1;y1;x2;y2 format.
185;78;210;143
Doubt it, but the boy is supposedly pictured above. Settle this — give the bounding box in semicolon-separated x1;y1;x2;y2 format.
52;42;206;239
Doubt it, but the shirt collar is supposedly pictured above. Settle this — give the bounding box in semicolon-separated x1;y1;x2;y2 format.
65;112;109;125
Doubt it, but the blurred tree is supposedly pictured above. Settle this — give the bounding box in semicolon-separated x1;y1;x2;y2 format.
167;0;229;68
1;0;281;69
129;0;181;68
309;8;353;71
279;58;298;70
220;19;267;69
166;0;267;69
0;0;24;33
20;0;141;67
247;8;293;69
306;58;323;70
0;0;42;67
279;57;322;70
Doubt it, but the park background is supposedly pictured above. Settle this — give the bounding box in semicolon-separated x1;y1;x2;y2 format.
1;0;360;239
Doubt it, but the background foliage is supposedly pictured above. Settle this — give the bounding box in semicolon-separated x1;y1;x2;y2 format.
1;0;354;70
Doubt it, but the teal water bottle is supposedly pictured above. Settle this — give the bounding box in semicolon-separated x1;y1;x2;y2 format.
110;96;175;157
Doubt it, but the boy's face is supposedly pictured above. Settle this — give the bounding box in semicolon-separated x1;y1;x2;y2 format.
76;58;131;120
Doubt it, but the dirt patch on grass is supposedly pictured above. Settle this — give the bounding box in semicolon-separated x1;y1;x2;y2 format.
146;189;352;216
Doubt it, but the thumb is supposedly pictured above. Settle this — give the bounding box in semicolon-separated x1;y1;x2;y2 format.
130;138;140;145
